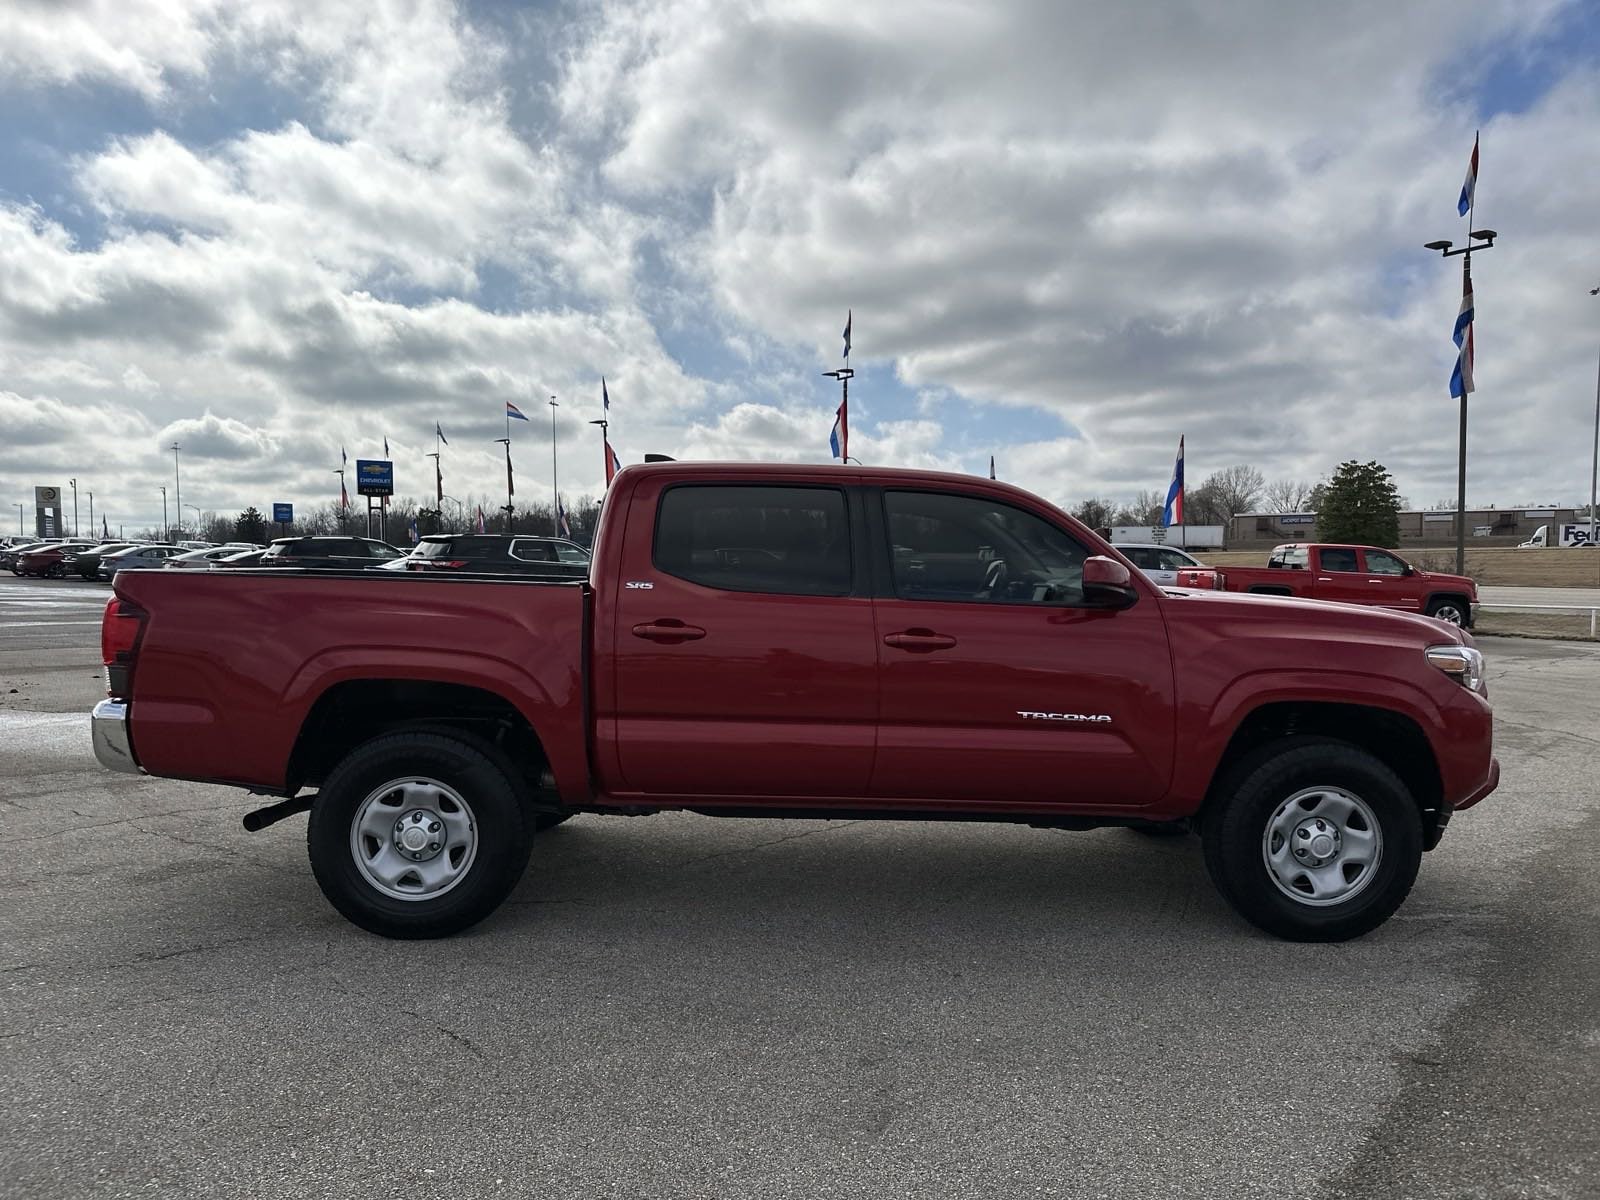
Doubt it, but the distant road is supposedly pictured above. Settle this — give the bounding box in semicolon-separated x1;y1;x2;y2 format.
1479;585;1600;610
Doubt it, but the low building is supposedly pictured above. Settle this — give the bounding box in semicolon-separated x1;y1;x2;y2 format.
1227;507;1584;549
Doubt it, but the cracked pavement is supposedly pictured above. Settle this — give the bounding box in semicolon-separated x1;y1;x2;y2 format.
2;575;1598;1198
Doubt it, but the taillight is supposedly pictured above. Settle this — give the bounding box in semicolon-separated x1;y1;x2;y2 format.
101;599;148;698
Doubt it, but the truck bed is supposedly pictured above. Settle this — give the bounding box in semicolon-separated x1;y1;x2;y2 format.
114;569;590;796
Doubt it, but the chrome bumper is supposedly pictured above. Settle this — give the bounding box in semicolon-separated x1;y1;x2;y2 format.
91;699;142;774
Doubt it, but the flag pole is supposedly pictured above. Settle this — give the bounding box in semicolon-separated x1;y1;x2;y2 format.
549;396;560;537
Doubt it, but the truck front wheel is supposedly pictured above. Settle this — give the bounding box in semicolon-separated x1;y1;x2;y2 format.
307;731;532;939
1425;597;1469;627
1202;740;1422;942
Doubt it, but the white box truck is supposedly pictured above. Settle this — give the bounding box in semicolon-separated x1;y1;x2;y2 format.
1109;525;1226;550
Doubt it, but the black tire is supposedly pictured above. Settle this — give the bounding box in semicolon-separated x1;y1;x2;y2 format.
307;731;532;939
1425;596;1470;627
45;563;64;579
1201;738;1422;942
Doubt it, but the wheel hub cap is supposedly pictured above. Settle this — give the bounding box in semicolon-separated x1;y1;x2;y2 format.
393;809;444;860
1262;787;1383;908
350;778;477;902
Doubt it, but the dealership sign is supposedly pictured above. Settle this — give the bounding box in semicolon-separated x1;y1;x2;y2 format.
355;460;393;497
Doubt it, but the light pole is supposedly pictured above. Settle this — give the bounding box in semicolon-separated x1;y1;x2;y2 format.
15;503;23;535
494;436;514;532
549;396;560;536
159;485;168;542
822;367;854;465
170;443;182;538
1424;228;1497;573
69;478;78;537
1588;285;1599;551
184;505;202;540
88;492;94;539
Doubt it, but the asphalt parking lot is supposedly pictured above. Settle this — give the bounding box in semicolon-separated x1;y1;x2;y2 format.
2;574;1597;1199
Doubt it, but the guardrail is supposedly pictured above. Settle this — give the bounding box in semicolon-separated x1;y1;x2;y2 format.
1478;601;1600;637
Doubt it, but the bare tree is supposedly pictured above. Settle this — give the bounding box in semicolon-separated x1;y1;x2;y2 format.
1263;479;1313;513
1115;488;1166;527
1071;497;1116;531
1189;465;1265;523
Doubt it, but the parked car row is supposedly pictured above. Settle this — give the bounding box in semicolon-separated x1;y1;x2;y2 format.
4;534;593;581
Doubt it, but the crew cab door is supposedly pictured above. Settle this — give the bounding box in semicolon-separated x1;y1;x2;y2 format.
1357;548;1423;612
1309;546;1367;605
868;487;1176;808
607;479;878;798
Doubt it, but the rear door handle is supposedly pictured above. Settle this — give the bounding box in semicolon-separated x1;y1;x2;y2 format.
883;629;957;652
632;620;707;644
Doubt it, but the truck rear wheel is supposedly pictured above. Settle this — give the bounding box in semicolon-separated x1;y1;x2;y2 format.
1201;739;1422;942
307;731;532;939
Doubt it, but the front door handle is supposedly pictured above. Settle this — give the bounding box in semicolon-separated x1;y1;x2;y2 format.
883;629;957;652
632;620;707;644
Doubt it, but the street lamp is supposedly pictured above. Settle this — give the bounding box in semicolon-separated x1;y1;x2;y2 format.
549;396;560;536
88;491;94;539
1425;228;1497;574
69;478;78;537
1588;285;1600;551
15;503;23;535
184;504;202;540
170;443;182;540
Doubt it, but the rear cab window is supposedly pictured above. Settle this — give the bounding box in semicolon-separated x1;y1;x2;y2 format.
653;485;852;596
1269;546;1308;570
1318;547;1360;573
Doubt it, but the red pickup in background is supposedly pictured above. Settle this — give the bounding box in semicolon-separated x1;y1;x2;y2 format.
91;463;1497;944
1219;543;1477;627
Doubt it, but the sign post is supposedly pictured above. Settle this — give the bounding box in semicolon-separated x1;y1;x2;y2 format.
33;485;63;538
272;502;294;538
355;460;394;543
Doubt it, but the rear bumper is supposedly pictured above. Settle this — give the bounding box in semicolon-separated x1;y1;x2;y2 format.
91;699;142;774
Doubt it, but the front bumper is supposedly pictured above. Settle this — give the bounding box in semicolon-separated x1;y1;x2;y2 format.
1456;755;1500;811
91;699;142;774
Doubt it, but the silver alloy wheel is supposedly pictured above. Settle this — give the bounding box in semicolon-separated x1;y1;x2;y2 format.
1431;603;1466;626
350;777;478;902
1261;786;1383;907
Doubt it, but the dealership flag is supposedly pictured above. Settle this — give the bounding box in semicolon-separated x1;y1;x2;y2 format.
989;455;996;480
842;310;852;359
383;435;390;458
605;440;622;485
1450;266;1475;398
476;505;486;534
408;517;419;544
340;475;349;511
102;515;109;537
506;401;530;422
1458;132;1479;218
557;497;571;540
435;422;448;446
1163;436;1185;526
829;399;848;461
341;445;347;467
602;377;611;413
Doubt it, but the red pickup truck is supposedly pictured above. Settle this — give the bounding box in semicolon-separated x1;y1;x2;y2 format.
1220;544;1478;627
91;463;1498;943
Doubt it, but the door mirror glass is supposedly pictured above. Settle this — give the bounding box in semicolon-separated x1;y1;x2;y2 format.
1083;556;1138;609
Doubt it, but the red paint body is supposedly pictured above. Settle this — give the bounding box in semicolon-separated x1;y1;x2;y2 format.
1220;544;1478;620
110;465;1497;822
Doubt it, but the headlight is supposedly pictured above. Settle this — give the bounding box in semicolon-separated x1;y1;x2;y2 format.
1426;644;1485;693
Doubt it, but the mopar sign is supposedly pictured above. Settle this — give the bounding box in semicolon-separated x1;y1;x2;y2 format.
355;459;393;497
272;502;294;523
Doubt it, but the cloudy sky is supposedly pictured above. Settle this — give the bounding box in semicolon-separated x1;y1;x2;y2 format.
3;0;1599;535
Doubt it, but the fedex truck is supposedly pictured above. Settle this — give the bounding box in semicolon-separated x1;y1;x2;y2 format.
1517;523;1597;548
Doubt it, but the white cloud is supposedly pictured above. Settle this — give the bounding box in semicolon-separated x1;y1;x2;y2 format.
2;0;1598;531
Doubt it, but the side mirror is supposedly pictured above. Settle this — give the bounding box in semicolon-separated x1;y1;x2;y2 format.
1402;565;1415;576
1083;555;1139;609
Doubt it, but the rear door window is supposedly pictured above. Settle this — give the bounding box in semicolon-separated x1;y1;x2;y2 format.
654;485;852;596
1319;548;1359;572
510;540;558;563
